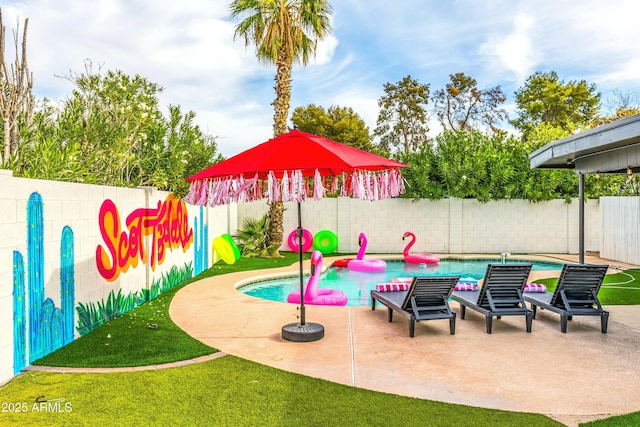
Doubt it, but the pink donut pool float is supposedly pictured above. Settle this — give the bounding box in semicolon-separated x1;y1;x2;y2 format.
287;251;347;306
287;228;313;252
347;258;387;272
347;232;387;273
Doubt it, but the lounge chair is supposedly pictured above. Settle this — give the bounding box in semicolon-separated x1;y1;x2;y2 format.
450;263;533;334
524;264;609;333
370;276;459;337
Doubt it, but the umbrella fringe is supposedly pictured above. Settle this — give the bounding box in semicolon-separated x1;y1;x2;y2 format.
279;171;287;202
312;169;326;200
329;176;338;194
294;170;306;202
267;171;280;202
341;172;350;198
185;168;406;206
373;172;379;201
290;171;298;202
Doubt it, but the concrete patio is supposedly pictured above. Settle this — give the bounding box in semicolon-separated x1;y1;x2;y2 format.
169;254;640;427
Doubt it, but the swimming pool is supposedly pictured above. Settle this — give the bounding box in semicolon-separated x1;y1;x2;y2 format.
239;259;563;307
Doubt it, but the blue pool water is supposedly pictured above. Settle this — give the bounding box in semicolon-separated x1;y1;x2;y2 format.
239;259;563;307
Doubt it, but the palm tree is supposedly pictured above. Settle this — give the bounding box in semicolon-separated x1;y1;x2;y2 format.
234;214;278;257
230;0;333;256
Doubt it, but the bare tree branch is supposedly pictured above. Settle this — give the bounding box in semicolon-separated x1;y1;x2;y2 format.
0;8;34;166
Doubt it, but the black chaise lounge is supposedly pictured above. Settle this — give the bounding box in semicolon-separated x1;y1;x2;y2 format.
524;264;609;333
370;276;459;337
450;263;533;334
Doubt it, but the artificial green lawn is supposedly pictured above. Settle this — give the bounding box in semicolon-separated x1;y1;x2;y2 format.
34;252;313;368
581;411;640;427
32;288;216;367
7;254;640;426
3;357;561;427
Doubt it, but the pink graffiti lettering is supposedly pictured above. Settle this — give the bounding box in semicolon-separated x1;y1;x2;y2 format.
96;194;193;282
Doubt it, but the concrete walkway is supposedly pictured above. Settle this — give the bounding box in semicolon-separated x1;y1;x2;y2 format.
168;254;640;427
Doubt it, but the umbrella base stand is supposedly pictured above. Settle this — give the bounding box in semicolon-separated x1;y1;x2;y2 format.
281;322;324;342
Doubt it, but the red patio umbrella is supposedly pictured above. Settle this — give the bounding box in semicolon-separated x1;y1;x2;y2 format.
185;129;408;341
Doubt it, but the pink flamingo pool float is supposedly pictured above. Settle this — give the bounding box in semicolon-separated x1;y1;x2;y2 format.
402;231;439;264
287;251;348;306
347;232;387;272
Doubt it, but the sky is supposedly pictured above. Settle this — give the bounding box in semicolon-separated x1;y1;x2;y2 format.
3;0;639;158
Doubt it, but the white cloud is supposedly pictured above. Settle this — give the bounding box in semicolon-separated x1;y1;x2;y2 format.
479;13;539;84
312;35;338;66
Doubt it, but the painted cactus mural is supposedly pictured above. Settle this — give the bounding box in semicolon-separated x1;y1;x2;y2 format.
194;206;208;275
61;226;75;345
27;193;45;363
76;288;140;336
42;299;54;355
13;251;26;374
12;192;77;370
11;190;197;374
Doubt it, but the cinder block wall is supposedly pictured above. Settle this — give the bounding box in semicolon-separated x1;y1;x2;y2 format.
0;172;231;385
237;197;600;255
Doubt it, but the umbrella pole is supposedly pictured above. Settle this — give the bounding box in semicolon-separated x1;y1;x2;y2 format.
281;202;324;342
297;203;306;325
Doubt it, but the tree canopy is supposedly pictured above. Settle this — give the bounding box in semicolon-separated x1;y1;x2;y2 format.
431;72;507;132
10;61;220;196
374;75;430;154
2;4;636;205
511;71;601;137
398;128;580;203
291;104;375;151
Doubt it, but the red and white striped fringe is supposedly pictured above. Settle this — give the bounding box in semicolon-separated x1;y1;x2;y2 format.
184;169;406;206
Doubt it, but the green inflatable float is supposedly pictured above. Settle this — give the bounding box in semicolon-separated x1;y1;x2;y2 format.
313;230;338;255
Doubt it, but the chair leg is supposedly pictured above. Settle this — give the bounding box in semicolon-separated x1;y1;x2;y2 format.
601;312;609;333
560;314;568;333
526;313;533;333
485;316;493;334
449;314;456;335
409;319;415;338
459;304;466;319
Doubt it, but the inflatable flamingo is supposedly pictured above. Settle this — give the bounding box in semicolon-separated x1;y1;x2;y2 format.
402;231;439;264
347;232;387;272
287;251;348;306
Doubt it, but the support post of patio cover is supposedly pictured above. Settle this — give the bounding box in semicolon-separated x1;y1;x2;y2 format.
579;172;585;264
281;202;324;342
